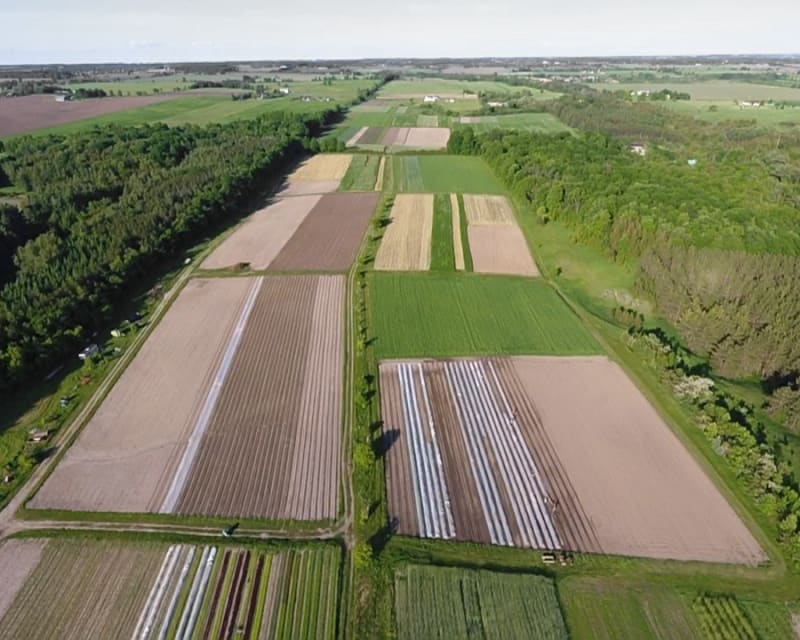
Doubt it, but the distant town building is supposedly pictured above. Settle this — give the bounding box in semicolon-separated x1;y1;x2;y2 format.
279;87;290;95
423;95;440;103
486;101;508;108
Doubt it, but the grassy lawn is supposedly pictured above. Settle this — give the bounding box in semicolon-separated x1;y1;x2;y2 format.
339;154;381;191
390;156;506;194
368;272;602;359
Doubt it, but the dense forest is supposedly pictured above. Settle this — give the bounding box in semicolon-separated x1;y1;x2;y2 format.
0;111;330;391
448;119;800;384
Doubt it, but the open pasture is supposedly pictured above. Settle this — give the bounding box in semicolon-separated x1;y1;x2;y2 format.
394;565;567;640
597;79;800;102
369;273;600;358
374;194;434;271
32;275;344;522
203;191;377;271
662;99;800;128
381;355;766;563
389;156;506;194
0;538;340;640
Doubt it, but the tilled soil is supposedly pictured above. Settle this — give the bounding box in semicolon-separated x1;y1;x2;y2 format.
0;540;47;622
175;275;344;520
202;195;321;270
29;278;253;513
268;192;380;272
467;225;539;276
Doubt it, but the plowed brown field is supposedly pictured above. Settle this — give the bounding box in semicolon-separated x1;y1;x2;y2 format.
175;275;344;520
0;540;47;621
468;225;539;276
268;192;379;271
30;277;254;513
381;356;765;564
202;196;320;270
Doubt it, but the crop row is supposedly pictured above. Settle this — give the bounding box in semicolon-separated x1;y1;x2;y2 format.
692;595;758;640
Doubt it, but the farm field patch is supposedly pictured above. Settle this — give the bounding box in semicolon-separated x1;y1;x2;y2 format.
459;112;571;133
0;540;47;621
374;194;434;271
0;93;178;137
174;275;344;520
391;156;507;194
32;275;344;522
339;154;382;191
369;273;600;358
202;195;321;270
348;126;451;149
279;153;353;196
31;277;255;514
559;577;701;640
0;538;340;640
692;595;759;640
394;565;567;640
378;78;531;99
267;192;380;271
462;194;515;224
662;99;800;128
596;79;800;101
381;355;765;563
203;191;376;271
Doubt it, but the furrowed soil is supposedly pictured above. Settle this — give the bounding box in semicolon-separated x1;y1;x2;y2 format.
175;275;344;520
357;126;385;144
511;355;767;564
30;277;253;513
269;192;379;271
403;127;451;149
0;539;162;640
374;194;434;271
0;540;47;621
382;127;409;145
202;195;321;270
467;225;539;276
0;94;175;136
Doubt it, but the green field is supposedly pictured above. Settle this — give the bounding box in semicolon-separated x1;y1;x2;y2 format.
662;100;800;128
388;156;506;194
379;78;535;97
462;112;572;133
339;154;381;191
395;565;567;640
430;194;455;271
559;577;701;640
369;272;602;358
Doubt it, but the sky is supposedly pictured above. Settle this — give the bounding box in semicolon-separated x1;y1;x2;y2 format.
1;0;799;65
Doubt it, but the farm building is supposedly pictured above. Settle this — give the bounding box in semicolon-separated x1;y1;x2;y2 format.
423;95;440;103
28;429;49;443
78;344;99;360
279;87;290;95
487;101;508;108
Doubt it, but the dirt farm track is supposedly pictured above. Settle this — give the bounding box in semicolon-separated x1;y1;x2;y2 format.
0;94;176;136
381;356;765;564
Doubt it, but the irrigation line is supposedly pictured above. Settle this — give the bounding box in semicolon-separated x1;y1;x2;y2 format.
174;546;211;640
158;545;197;640
160;276;264;513
178;546;217;640
133;544;181;640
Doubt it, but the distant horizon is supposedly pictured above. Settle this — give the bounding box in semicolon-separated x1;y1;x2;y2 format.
3;0;799;66
2;52;800;68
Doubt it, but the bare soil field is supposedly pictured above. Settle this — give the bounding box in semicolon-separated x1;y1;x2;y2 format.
382;127;409;145
463;194;516;225
403;127;451;149
0;94;173;136
468;225;539;276
279;179;342;197
0;539;162;640
30;277;254;513
381;356;765;563
0;540;47;621
375;194;434;271
513;356;766;564
176;275;344;520
451;193;465;271
202;195;320;270
269;192;379;271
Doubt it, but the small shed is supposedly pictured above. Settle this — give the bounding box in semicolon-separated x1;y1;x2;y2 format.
78;344;99;361
28;429;50;443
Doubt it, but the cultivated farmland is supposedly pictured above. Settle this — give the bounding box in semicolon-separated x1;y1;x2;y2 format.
381;355;765;563
394;565;567;640
463;195;539;276
349;126;451;149
389;156;507;193
338;154;382;191
458;112;571;133
280;154;353;196
0;538;340;640
374;194;434;271
31;277;256;513
692;595;759;640
33;275;344;522
174;275;344;520
203;192;377;271
369;273;600;358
